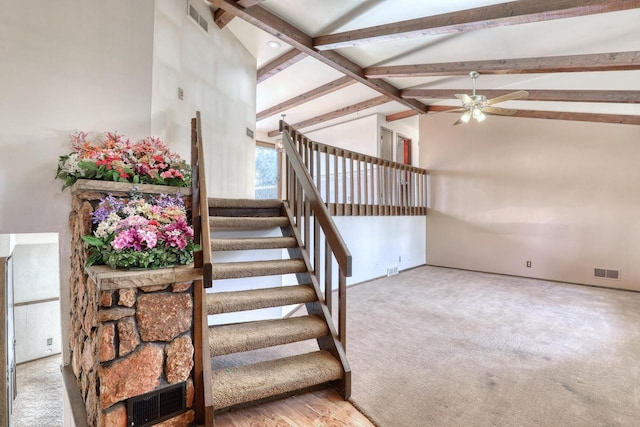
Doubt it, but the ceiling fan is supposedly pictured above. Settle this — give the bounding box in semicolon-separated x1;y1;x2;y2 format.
450;71;529;125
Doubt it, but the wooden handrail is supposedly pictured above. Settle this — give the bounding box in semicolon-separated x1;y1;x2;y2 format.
280;120;352;351
191;111;214;426
281;130;352;276
193;112;213;286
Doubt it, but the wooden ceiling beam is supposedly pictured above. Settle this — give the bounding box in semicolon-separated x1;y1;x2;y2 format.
386;110;419;122
313;0;640;50
236;0;265;7
214;0;266;30
425;105;640;125
366;51;640;77
207;0;430;114
257;49;307;83
257;76;356;121
402;89;640;103
267;95;391;137
213;8;235;29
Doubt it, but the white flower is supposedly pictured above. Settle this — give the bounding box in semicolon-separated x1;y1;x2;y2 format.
94;212;121;238
62;153;82;175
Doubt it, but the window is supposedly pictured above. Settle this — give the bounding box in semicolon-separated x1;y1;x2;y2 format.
255;144;279;199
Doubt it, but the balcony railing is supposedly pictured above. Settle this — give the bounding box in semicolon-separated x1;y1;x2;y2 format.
280;122;428;216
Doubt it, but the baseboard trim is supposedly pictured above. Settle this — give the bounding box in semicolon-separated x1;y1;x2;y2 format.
424;263;640;294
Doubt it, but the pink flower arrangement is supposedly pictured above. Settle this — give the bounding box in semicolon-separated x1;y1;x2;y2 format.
56;131;191;190
83;192;199;269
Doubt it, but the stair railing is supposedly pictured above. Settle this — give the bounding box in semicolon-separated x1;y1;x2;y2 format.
190;111;214;426
281;123;429;216
279;121;352;351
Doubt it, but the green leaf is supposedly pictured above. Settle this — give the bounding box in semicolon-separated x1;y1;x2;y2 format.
78;161;98;171
84;251;103;267
82;235;105;247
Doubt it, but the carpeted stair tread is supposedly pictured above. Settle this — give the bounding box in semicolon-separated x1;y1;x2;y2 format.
207;284;317;314
212;259;307;280
210;216;289;229
209;198;282;209
212;350;343;409
209;315;328;356
212;236;298;251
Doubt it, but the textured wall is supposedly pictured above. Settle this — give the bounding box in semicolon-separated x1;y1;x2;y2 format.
0;0;156;369
420;113;640;291
151;0;257;199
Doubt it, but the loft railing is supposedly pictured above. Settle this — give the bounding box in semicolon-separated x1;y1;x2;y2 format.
280;122;429;216
279;123;352;351
190;111;214;426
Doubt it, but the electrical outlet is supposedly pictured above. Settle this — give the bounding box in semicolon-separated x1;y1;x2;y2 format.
177;87;184;100
526;261;532;268
46;338;53;346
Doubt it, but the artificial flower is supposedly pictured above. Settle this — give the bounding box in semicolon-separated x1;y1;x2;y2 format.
56;131;191;190
82;192;200;269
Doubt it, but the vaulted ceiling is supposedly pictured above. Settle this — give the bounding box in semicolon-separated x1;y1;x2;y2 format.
206;0;640;138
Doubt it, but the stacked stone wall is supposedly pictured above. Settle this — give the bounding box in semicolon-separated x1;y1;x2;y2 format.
68;181;196;426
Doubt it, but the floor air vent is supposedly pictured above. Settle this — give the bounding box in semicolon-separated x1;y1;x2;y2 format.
594;268;620;280
127;382;186;427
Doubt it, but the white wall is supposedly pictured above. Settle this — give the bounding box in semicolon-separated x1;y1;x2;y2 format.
420;113;640;291
305;114;420;166
335;216;426;284
0;0;156;368
151;0;257;199
12;234;61;363
307;115;378;156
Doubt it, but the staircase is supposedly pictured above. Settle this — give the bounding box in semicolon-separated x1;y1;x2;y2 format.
205;197;351;414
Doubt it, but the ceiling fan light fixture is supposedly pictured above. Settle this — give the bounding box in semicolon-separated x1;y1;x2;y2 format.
460;110;472;123
473;108;486;122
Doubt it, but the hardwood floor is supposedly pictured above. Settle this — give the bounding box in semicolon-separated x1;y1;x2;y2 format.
213;388;376;426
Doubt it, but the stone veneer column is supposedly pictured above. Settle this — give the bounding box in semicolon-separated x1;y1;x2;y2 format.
67;180;198;427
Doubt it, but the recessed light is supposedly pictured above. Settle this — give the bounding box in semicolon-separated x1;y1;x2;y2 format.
267;40;281;49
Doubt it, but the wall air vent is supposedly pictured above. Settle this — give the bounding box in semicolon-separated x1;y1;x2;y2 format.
594;267;620;280
187;2;209;33
127;382;186;427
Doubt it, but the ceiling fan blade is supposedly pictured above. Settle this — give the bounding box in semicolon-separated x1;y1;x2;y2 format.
483;106;517;116
453;110;472;125
427;107;466;116
487;90;529;105
454;94;473;104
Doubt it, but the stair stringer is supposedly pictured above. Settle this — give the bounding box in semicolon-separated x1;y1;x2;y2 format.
280;202;352;399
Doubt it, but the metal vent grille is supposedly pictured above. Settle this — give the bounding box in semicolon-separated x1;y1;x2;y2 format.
189;4;199;22
594;268;606;278
127;383;186;427
199;15;208;32
187;2;209;33
594;268;620;280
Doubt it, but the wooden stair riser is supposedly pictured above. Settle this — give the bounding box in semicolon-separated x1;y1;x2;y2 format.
211;236;297;251
210;216;289;230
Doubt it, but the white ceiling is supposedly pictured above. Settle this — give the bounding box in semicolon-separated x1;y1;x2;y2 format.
221;1;640;137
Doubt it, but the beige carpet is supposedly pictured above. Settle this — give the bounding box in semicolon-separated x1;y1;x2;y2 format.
344;266;640;427
12;354;63;427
